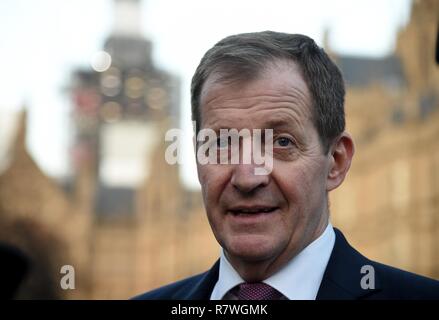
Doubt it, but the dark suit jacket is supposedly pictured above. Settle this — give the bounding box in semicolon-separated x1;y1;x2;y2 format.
133;229;439;300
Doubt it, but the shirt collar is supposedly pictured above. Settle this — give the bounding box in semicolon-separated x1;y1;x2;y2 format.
210;222;335;300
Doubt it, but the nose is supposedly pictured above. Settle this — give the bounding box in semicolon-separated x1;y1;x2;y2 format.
231;164;270;194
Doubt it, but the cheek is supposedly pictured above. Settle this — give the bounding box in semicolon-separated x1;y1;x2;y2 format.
273;161;326;210
198;164;231;205
272;161;304;194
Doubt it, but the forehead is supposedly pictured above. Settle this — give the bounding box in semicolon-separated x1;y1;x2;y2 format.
199;60;313;129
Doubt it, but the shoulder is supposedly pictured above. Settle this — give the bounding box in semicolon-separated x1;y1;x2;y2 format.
132;260;220;300
132;272;207;300
324;228;439;299
369;260;439;299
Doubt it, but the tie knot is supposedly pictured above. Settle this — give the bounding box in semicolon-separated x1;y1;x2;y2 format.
234;282;283;300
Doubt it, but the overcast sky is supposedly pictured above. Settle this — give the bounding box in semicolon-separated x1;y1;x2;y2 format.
0;0;412;189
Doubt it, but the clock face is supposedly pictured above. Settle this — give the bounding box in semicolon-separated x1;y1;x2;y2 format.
96;65;171;120
146;87;167;111
100;67;122;98
125;76;145;99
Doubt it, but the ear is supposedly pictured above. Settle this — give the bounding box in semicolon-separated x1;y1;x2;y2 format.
326;132;355;192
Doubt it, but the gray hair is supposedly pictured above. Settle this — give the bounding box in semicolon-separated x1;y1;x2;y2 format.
191;31;345;153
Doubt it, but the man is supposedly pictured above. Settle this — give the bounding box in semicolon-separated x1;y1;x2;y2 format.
135;31;439;300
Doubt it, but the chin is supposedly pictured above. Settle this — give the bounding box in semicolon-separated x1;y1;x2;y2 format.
225;235;280;262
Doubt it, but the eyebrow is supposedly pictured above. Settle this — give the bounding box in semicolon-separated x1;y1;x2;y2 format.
263;115;302;131
265;116;309;146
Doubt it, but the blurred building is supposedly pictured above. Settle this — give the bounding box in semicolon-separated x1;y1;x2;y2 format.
330;0;439;279
70;0;180;218
0;0;437;299
67;0;218;298
0;0;218;299
0;111;91;299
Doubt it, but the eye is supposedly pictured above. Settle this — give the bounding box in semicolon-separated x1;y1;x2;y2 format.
274;136;294;148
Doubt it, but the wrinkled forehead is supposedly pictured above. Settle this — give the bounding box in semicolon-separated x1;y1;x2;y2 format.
199;59;312;117
201;58;304;97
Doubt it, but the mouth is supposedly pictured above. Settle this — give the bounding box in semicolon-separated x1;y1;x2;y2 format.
228;206;278;216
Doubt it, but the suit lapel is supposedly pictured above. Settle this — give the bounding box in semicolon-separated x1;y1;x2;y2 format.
184;260;220;299
316;228;382;300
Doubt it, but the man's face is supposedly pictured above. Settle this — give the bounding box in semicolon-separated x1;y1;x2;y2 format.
196;60;332;271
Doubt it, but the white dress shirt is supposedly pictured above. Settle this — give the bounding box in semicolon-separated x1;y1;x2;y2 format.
210;222;336;300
